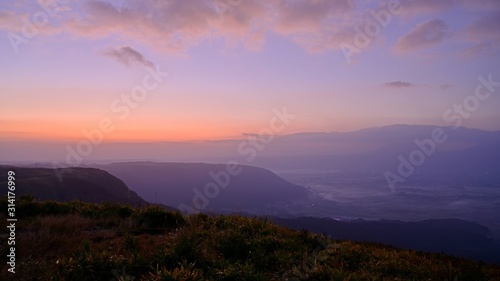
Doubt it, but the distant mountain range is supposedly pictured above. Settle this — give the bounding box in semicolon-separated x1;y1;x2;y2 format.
31;124;497;185
3;125;500;182
252;125;500;171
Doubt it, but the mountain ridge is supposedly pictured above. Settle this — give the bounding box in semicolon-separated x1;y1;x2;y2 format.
0;166;169;208
98;161;311;213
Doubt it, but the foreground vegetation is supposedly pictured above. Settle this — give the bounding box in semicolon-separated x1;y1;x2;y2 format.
1;195;500;280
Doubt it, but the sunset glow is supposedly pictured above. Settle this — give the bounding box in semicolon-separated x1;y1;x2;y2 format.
1;0;499;149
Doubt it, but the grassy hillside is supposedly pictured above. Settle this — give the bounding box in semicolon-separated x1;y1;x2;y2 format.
2;196;500;280
272;217;500;264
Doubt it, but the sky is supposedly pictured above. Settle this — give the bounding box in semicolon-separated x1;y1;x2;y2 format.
0;0;499;147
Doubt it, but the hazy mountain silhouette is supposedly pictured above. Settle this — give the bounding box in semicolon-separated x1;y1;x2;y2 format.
0;166;152;207
99;162;311;212
247;125;500;183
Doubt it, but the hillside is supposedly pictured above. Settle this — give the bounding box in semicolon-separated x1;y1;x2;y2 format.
100;162;310;213
1;197;500;280
0;166;151;207
273;217;500;264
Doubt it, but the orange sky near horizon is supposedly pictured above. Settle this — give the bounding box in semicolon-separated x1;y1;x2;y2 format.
1;0;499;145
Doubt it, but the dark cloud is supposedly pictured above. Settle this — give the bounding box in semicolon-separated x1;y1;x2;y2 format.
384;81;415;89
102;46;154;68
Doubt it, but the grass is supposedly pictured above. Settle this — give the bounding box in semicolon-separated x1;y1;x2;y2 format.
1;194;500;280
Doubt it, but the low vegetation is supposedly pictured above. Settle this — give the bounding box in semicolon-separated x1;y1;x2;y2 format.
1;195;500;280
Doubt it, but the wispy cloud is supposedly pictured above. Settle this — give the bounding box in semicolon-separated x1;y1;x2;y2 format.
242;133;260;138
459;41;500;58
439;84;453;91
458;12;500;58
394;19;450;53
398;0;455;17
272;0;357;53
102;46;154;68
384;81;415;89
459;0;500;12
0;10;22;30
461;12;500;41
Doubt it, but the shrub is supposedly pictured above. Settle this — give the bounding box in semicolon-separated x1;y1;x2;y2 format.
134;206;186;233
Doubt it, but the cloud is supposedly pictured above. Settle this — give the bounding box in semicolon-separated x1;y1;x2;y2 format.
459;0;500;12
398;0;455;17
272;0;410;54
394;19;450;53
273;0;355;35
242;133;260;138
102;46;154;68
439;84;453;91
36;0;72;14
459;41;500;58
62;0;270;53
458;12;500;57
0;0;362;55
0;3;68;37
0;10;25;31
383;81;415;89
461;12;500;41
2;0;495;60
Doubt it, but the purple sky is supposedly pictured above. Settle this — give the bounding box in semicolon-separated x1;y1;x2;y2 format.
0;0;499;145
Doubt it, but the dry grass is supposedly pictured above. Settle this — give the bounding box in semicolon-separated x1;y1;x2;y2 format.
1;196;499;280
